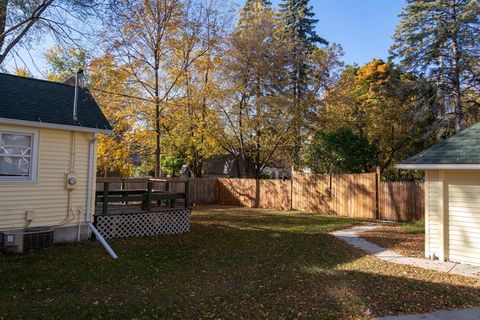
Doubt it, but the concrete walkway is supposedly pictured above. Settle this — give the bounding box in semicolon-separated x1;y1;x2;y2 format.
330;224;480;277
374;306;480;319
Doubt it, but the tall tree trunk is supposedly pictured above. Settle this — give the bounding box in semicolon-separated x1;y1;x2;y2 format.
255;130;261;179
186;72;199;177
243;156;251;178
0;0;8;52
196;22;213;179
451;2;464;133
235;158;241;177
292;54;302;167
436;54;447;127
254;75;262;179
154;67;162;178
452;32;463;132
238;92;246;177
192;162;202;178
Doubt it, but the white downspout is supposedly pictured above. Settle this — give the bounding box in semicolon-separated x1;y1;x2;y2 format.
86;133;118;259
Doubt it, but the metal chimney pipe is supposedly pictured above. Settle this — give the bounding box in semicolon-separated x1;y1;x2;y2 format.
73;69;84;122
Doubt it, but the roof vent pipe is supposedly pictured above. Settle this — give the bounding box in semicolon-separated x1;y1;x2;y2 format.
73;69;84;122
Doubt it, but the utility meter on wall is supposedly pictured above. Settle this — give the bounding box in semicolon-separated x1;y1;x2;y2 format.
66;173;77;189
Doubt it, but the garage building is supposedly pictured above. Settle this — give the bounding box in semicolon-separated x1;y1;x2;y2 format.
398;123;480;266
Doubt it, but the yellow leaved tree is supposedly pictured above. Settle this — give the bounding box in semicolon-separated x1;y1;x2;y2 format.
320;59;436;179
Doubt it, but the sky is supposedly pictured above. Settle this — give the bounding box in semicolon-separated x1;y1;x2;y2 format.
6;0;406;76
264;0;407;65
306;0;406;65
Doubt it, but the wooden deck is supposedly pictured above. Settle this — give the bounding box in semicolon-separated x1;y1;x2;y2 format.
95;178;189;215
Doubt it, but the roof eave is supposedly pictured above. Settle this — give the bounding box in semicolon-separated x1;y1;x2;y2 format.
397;163;480;170
0;117;113;134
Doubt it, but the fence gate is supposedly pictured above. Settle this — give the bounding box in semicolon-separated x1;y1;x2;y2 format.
94;208;191;240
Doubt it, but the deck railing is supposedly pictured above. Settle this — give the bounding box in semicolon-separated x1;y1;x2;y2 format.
95;178;190;214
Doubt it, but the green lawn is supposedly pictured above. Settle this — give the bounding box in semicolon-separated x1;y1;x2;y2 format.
398;220;425;234
1;207;480;319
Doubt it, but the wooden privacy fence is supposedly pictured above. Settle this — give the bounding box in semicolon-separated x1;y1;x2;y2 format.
216;178;291;210
292;172;378;219
216;172;425;221
96;173;425;221
379;181;424;221
217;172;378;219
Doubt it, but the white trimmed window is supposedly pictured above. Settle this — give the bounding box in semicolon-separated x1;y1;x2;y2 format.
0;130;38;181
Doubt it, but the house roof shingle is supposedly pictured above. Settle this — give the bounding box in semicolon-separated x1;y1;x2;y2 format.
399;123;480;168
0;73;112;132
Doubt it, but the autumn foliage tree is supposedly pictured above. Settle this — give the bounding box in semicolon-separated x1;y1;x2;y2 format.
88;56;141;177
104;0;227;177
160;0;227;177
320;59;436;179
104;0;183;177
214;1;295;178
44;46;140;176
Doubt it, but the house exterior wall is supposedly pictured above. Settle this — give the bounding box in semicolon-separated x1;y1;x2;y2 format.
425;169;480;266
425;170;442;259
0;124;95;242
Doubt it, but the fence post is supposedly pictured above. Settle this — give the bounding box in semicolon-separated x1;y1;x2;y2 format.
254;179;260;208
146;180;152;212
185;179;190;208
375;166;381;220
102;182;109;215
121;180;127;204
192;179;196;206
290;168;294;211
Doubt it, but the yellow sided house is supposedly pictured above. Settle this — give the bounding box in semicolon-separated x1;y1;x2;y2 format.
398;123;480;266
0;72;113;254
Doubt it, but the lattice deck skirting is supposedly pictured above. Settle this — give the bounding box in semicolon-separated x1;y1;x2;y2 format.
94;208;191;240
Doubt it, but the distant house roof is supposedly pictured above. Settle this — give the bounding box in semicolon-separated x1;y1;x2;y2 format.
398;123;480;170
0;73;112;133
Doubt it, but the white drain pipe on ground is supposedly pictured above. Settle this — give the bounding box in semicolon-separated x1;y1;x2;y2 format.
86;133;118;259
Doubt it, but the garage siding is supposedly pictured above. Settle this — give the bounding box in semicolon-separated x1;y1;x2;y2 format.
447;171;480;266
425;170;442;259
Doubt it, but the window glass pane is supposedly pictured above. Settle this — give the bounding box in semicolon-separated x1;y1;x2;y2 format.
1;134;32;155
0;156;30;177
2;134;31;147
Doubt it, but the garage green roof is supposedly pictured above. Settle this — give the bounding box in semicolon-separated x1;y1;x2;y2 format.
0;73;112;132
398;123;480;169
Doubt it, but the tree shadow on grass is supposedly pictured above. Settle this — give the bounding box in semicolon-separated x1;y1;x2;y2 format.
2;212;480;319
311;268;480;318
